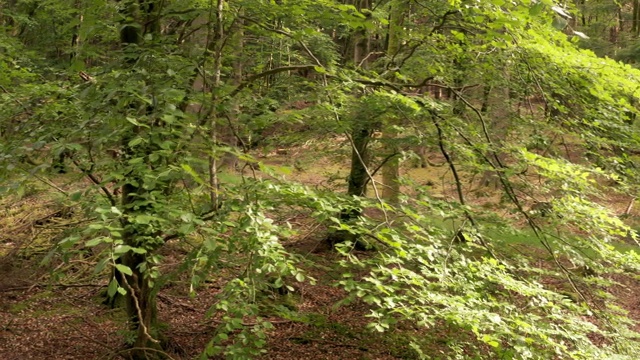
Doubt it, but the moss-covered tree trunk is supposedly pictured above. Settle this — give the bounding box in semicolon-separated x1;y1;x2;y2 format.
381;129;400;204
326;0;372;246
121;185;160;358
347;125;372;199
631;0;640;36
380;0;408;205
117;1;162;358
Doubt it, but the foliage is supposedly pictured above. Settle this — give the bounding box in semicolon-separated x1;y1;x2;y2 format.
1;0;640;359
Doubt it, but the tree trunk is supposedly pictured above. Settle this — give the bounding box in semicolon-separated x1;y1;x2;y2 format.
121;184;161;359
69;1;82;61
326;1;373;246
380;0;408;205
346;0;372;204
207;0;225;209
634;0;640;36
347;126;372;199
115;2;162;358
381;129;400;204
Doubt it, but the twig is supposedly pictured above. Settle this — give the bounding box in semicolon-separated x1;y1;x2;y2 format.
364;151;401;185
432;118;470;214
0;84;29;112
442;219;468;282
624;197;635;216
0;283;104;292
228;64;317;98
240;16;323;67
211;319;292;327
72;159;117;207
325;93;390;225
68;322;112;350
17;166;68;196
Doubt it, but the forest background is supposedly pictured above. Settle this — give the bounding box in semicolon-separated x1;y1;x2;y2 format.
2;0;640;359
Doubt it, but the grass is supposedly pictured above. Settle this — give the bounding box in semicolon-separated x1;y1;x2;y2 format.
8;290;83;317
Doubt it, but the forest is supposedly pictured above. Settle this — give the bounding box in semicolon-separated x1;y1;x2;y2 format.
1;0;640;359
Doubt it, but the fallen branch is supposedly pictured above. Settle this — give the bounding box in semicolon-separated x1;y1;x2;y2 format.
0;283;105;293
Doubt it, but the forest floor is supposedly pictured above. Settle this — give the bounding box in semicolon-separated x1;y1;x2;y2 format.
1;150;639;359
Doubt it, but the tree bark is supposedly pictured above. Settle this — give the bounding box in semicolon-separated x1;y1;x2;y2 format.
381;129;400;204
347;126;372;199
326;0;373;247
115;2;162;358
380;0;408;205
634;0;640;36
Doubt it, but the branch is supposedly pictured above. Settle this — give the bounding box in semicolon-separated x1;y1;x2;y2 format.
364;151;401;187
345;75;477;95
71;159;117;207
430;10;461;35
240;16;323;67
0;283;104;292
227;65;316;98
24;168;68;196
432;118;467;208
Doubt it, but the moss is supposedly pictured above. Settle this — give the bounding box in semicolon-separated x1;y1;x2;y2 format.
9;302;29;314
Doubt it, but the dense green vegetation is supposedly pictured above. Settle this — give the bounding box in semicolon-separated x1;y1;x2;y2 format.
2;0;640;359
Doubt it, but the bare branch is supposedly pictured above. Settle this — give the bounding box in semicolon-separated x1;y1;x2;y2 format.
228;65;316;98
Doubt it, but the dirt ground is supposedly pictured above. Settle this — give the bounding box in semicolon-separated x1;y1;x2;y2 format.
0;237;417;360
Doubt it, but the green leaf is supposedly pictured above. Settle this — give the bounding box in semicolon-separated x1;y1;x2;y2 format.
134;215;155;224
113;245;133;255
161;114;175;124
86;237;107;247
126;117;141;126
131;247;147;254
529;3;544;16
70;191;82;201
107;278;118;298
115;264;133;276
128;137;144;147
181;164;205;185
95;258;109;274
295;272;305;282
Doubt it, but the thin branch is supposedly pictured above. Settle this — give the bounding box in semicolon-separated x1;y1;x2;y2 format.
334;122;390;224
437;94;591;305
240;16;323;67
228;65;316;98
71;159;117;207
17;166;68;196
430;10;461;35
364;151;401;186
0;283;104;293
359;51;385;68
432;118;470;211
